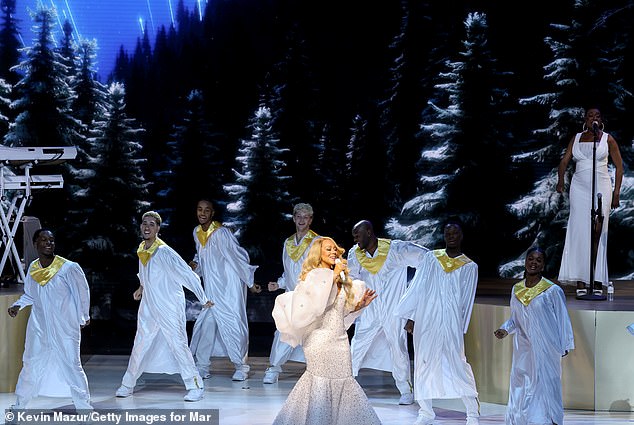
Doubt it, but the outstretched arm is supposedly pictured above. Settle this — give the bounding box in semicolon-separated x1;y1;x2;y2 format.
556;137;575;193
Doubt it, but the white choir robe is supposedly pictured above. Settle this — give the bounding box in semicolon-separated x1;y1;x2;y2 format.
394;250;479;401
347;239;428;395
269;233;320;368
122;245;209;390
499;282;574;425
12;259;91;405
189;226;257;368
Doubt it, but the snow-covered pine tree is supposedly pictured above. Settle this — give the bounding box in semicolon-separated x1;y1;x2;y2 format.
4;6;80;148
500;0;632;278
268;28;321;205
345;112;390;233
0;6;83;230
62;39;108;250
0;77;10;135
380;0;445;212
57;20;77;84
154;89;227;253
223;104;290;274
386;12;515;273
81;82;149;271
312;123;348;241
0;0;21;86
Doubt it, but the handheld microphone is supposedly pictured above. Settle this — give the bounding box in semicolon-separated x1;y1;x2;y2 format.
335;258;346;281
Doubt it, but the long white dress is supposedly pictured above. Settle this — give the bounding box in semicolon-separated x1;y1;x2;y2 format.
499;279;574;425
394;249;479;401
268;230;319;369
347;239;427;395
122;242;209;390
189;224;257;369
12;257;91;405
271;268;381;425
559;132;612;285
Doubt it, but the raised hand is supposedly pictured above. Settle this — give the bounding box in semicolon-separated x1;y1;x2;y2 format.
355;288;377;311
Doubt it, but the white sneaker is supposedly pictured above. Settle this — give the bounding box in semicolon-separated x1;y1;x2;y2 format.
232;369;248;381
115;385;134;398
263;367;279;384
399;392;414;405
184;388;204;402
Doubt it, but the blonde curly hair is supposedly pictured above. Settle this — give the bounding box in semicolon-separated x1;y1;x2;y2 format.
299;237;356;308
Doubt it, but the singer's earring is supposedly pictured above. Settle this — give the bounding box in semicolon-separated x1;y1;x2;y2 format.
600;122;605;131
582;122;588;132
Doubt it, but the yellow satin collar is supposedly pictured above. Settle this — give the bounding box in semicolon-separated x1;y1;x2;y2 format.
30;255;67;286
355;238;391;275
137;238;166;266
433;249;472;273
514;278;553;306
285;230;319;262
196;221;222;247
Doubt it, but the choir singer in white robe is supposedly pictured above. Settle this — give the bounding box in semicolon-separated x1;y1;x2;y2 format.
188;199;259;381
495;247;575;425
116;211;212;402
395;220;480;425
263;202;319;384
8;229;92;411
348;219;428;405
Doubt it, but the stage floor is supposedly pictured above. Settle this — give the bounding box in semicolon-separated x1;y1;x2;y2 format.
1;356;633;425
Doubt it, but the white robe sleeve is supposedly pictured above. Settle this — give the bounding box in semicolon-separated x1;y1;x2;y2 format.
272;268;335;347
67;262;91;325
549;285;575;354
460;263;478;334
160;246;209;305
12;277;36;310
217;227;258;288
394;252;433;321
499;288;518;334
391;240;429;268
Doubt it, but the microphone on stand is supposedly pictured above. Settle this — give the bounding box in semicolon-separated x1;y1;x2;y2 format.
592;121;600;133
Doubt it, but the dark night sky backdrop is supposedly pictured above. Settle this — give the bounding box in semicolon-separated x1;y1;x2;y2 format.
15;0;201;79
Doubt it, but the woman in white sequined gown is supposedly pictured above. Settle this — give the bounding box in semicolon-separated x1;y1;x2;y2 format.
272;237;381;425
556;107;623;294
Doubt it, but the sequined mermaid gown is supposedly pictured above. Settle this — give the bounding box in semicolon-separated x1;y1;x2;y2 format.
272;269;381;425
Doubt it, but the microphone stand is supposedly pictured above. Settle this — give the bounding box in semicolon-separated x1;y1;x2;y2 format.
577;124;606;301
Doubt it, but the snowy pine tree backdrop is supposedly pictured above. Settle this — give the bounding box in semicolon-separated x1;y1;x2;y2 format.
0;0;633;293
